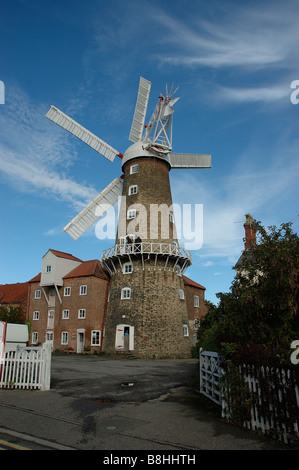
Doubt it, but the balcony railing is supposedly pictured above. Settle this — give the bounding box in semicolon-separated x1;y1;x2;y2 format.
102;242;191;261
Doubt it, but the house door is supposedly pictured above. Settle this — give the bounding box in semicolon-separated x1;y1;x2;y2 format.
115;324;134;351
77;330;85;353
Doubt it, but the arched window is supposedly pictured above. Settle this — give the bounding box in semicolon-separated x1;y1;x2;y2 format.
183;324;189;337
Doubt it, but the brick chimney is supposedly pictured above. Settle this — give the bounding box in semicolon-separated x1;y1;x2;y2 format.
244;213;256;249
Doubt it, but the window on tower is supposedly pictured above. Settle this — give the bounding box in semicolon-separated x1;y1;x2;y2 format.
130;164;139;174
123;262;133;274
129;185;138;195
127;209;137;219
121;287;131;299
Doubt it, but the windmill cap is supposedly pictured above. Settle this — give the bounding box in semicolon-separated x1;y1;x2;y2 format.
122;142;171;169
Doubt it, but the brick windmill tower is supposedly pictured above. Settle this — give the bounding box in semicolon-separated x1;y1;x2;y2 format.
46;77;211;358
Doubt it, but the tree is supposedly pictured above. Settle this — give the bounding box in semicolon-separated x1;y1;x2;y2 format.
197;219;299;361
0;305;26;324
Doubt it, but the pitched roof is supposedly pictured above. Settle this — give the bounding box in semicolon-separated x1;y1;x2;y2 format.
63;259;110;280
183;275;205;290
45;249;82;263
0;282;28;304
28;273;41;283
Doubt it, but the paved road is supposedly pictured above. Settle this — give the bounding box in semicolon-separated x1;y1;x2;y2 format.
0;354;287;452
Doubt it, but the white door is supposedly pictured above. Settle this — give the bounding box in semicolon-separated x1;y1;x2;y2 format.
77;330;85;353
47;310;55;329
115;324;134;351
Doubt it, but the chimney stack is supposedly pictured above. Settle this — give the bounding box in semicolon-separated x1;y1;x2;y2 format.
244;213;256;249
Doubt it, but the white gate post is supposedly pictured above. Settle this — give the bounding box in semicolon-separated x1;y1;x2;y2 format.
41;342;52;390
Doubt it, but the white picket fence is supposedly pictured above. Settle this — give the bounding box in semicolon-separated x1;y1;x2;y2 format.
0;342;52;391
199;350;299;444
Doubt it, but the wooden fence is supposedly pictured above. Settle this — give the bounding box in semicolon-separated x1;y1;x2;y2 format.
0;342;52;391
199;350;299;444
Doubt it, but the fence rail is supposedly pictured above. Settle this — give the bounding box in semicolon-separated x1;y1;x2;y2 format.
0;342;52;391
199;350;299;444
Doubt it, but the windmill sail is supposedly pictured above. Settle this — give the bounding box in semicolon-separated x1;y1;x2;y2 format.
46;106;121;162
170;153;211;169
129;77;151;143
63;177;123;240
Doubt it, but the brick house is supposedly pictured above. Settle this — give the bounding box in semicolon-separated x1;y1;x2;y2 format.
27;249;109;352
0;282;29;314
1;248;206;355
183;276;207;346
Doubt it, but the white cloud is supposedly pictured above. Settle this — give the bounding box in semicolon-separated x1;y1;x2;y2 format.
171;135;299;263
0;85;98;208
153;2;299;70
215;84;290;104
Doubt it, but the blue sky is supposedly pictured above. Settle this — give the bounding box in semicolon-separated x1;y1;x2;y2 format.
0;0;298;304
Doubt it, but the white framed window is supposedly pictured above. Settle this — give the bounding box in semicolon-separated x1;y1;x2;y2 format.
121;287;131;299
46;332;54;342
183;324;189;337
123;262;133;274
91;330;101;346
64;287;71;296
34;290;41;299
78;308;86;319
130;163;139;174
127;209;137;219
62;309;69;319
80;285;87;295
194;319;200;329
169;212;174;223
175;265;181;275
194;295;199;307
32;332;38;344
46;265;51;273
33;311;40;320
129;185;138;195
61;332;68;345
179;289;185;300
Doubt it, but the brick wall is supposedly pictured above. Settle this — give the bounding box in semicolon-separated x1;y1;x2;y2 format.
102;258;192;359
28;276;109;352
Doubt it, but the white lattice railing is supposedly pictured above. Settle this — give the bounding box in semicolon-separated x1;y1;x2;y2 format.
102;242;192;262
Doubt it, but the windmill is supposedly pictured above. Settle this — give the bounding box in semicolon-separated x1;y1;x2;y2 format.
46;77;211;359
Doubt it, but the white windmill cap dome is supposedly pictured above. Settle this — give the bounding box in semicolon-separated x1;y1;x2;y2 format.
122;142;171;169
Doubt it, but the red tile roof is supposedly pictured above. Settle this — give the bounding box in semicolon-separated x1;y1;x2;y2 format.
47;249;82;263
0;282;29;304
64;260;110;280
28;273;41;283
183;275;205;290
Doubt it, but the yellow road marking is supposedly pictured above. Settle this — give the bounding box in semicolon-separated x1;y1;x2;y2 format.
0;439;29;450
